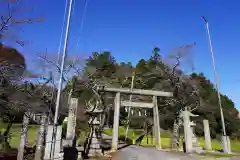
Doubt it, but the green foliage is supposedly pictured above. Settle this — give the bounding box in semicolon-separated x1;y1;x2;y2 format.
66;47;240;140
190;72;240;137
129;116;148;129
85;51;117;78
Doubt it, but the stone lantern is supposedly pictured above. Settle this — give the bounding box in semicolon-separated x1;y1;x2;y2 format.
190;121;203;153
85;105;104;156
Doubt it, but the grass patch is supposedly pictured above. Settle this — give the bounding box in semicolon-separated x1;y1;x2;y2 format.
0;124;39;148
104;126;171;148
198;137;222;151
0;123;89;148
2;123;240;155
229;140;240;153
104;127;240;153
104;126;143;140
77;129;89;146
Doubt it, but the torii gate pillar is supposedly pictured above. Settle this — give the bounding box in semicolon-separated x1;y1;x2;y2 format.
111;92;121;151
153;96;161;150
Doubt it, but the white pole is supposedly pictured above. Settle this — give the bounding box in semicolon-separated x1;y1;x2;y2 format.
50;0;74;159
201;16;228;153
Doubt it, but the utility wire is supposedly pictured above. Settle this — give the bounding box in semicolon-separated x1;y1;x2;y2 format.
57;0;68;65
71;0;77;18
75;0;89;52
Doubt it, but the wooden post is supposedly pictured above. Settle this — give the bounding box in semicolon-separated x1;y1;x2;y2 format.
111;92;120;151
153;96;161;149
17;113;30;160
34;114;47;160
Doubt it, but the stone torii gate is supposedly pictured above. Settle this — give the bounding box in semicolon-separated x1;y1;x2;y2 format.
96;86;173;151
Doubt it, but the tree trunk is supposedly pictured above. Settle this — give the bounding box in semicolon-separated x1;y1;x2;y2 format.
84;125;94;157
171;119;181;150
1;118;14;149
3;121;13;138
34;114;47;160
17;113;29;160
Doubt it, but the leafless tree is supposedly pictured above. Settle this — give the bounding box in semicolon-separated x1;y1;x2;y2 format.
148;42;203;111
33;52;87;123
0;0;43;46
152;42;207;149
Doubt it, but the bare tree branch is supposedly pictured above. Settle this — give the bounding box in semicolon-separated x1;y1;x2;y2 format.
0;0;44;46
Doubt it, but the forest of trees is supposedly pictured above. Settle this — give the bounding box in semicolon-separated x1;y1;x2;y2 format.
70;46;240;140
1;43;240;142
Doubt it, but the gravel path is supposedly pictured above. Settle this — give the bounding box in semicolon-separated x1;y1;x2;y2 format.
111;146;239;160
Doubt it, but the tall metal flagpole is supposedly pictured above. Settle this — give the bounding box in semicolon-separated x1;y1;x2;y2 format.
50;0;74;159
201;16;228;153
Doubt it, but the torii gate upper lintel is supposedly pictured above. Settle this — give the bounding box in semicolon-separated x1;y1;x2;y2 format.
96;86;173;97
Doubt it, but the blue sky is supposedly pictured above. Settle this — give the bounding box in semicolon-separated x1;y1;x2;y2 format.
2;0;240;109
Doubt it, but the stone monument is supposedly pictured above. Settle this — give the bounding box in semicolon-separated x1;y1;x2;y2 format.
44;125;63;160
179;110;202;153
203;119;212;150
65;98;78;147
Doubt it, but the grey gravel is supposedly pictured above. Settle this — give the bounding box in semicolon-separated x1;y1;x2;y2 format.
111;146;238;160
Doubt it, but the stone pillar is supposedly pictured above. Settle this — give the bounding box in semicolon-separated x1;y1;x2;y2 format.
153;96;161;149
44;125;62;159
111;92;120;151
44;125;53;160
66;98;78;147
34;114;47;160
17;113;30;160
203;120;212;150
222;135;229;153
183;110;192;153
227;136;231;154
55;126;62;158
